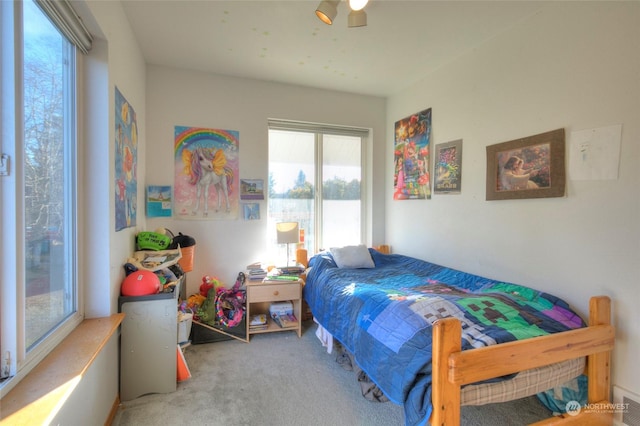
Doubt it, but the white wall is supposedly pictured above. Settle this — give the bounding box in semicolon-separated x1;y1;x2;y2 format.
81;0;147;317
53;1;148;423
50;335;119;425
144;67;386;294
386;2;639;395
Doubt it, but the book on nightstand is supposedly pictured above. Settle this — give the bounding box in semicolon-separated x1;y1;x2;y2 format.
268;265;304;276
262;275;300;283
249;313;268;330
270;312;298;329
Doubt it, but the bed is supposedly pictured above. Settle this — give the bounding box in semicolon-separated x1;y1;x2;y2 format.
298;246;614;426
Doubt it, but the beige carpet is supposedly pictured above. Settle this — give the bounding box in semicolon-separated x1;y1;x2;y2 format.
112;321;551;426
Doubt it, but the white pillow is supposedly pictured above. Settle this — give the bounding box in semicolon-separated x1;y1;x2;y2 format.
330;244;375;269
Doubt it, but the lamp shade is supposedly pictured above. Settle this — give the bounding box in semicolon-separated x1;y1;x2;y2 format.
276;222;300;245
316;0;339;25
348;10;367;27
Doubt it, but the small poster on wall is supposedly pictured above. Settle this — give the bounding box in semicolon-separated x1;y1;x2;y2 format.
242;203;260;220
240;179;265;200
147;185;172;217
115;87;137;231
434;139;463;194
394;108;432;200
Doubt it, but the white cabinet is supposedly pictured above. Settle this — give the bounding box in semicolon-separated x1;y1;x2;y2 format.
119;278;182;401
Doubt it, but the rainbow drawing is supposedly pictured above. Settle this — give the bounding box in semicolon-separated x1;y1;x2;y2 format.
174;126;239;156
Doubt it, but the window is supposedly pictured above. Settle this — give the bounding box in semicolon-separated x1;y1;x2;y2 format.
268;120;368;260
0;0;86;394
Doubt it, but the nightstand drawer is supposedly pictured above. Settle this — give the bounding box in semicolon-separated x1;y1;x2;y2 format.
249;283;300;302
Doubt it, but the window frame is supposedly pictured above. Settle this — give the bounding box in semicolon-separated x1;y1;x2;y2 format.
0;0;83;397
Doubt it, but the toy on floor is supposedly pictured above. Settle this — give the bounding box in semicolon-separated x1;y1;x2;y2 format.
199;275;223;297
215;272;246;328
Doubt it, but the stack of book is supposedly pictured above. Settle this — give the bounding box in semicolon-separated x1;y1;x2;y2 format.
246;262;268;281
263;265;304;283
263;274;301;283
248;313;268;331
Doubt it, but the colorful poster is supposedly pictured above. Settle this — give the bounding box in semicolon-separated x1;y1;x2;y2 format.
242;203;260;220
240;179;265;200
115;87;137;231
434;139;462;194
147;185;172;217
394;108;431;200
174;126;239;219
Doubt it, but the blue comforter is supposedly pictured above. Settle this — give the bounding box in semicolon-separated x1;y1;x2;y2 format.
303;249;585;426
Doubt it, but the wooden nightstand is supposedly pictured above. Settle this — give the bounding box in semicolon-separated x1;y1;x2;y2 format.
246;278;302;339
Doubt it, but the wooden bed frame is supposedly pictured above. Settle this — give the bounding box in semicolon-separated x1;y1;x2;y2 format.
432;295;614;425
297;246;615;426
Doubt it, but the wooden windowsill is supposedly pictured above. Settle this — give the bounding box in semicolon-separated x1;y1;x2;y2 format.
0;313;125;425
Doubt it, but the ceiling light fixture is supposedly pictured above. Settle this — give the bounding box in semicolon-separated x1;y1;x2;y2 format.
347;9;367;28
315;0;339;25
316;0;369;28
348;0;369;11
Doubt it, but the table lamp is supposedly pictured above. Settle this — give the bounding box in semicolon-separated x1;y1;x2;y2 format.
276;222;299;266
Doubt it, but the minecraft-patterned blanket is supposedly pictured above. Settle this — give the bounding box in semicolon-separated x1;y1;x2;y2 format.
303;249;585;426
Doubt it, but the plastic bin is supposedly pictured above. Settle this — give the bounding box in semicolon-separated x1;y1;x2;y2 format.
190;318;247;344
177;312;193;344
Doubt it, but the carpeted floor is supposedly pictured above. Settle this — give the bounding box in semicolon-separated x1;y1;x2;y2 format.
112;321;552;426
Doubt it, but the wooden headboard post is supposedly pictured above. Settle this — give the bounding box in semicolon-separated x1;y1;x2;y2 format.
373;245;391;254
296;248;308;268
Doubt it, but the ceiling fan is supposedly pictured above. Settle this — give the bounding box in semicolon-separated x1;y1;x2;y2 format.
315;0;369;28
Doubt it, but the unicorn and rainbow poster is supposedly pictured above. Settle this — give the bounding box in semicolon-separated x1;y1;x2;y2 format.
174;126;239;220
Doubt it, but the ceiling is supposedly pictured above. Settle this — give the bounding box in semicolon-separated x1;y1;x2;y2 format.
118;1;544;98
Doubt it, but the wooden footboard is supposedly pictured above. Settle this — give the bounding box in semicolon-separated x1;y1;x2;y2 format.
431;296;614;426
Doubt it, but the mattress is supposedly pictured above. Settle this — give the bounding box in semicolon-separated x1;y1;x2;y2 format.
461;357;585;405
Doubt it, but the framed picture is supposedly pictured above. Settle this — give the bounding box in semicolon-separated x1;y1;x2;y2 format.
434;139;462;194
240;179;265;200
486;128;565;201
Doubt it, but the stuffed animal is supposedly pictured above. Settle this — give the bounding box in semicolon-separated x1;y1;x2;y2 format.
187;293;206;311
199;275;223;297
200;276;214;297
